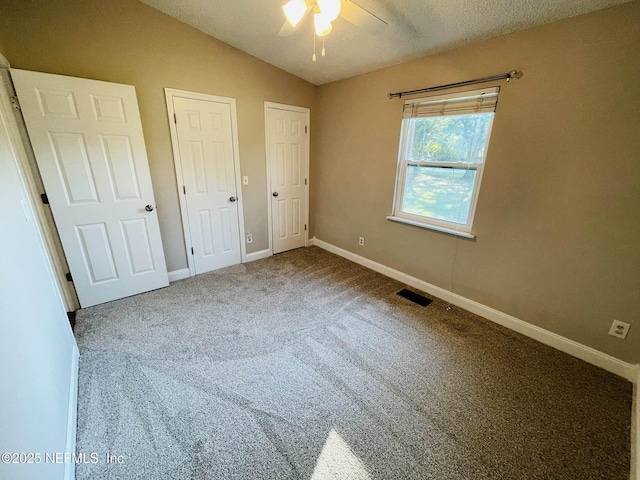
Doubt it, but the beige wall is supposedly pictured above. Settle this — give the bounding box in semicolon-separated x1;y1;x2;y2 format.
312;1;640;363
0;0;316;271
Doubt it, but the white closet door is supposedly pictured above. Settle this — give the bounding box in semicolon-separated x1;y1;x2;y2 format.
172;96;241;274
12;69;168;308
267;106;308;254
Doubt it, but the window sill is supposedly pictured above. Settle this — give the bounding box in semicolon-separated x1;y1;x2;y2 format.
386;216;476;239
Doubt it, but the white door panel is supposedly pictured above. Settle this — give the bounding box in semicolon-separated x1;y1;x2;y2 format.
11;69;168;307
267;107;308;254
172;96;241;274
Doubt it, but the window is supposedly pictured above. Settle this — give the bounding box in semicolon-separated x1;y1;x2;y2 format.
389;87;499;237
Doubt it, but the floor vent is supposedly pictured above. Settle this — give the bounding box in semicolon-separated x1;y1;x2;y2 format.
397;288;433;307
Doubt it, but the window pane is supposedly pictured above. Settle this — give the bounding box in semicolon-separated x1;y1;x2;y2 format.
401;165;477;224
407;113;493;163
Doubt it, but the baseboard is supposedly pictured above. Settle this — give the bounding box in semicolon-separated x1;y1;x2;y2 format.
312;237;639;383
64;345;80;480
169;250;273;280
168;268;190;283
245;248;272;263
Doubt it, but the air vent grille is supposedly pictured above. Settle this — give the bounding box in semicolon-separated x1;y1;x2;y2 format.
397;288;432;307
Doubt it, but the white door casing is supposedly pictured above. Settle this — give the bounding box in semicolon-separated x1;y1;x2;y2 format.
265;103;309;254
165;89;245;275
12;69;169;308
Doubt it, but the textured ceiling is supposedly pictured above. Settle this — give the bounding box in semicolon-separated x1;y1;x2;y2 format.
138;0;629;85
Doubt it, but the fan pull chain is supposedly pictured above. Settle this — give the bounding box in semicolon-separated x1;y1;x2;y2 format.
322;36;326;57
312;30;317;62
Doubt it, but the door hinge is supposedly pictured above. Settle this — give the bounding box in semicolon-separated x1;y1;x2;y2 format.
183;185;186;195
174;113;177;124
65;272;73;282
40;193;49;205
10;96;21;110
305;224;307;231
305;178;307;186
305;125;308;134
191;247;194;255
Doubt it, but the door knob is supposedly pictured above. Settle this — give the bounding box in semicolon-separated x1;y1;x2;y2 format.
272;192;279;197
145;204;154;212
229;196;237;203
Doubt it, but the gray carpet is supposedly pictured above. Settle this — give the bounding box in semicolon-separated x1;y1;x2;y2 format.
74;246;632;479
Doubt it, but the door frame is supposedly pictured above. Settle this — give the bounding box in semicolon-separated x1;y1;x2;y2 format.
165;88;247;276
0;56;79;311
264;102;310;255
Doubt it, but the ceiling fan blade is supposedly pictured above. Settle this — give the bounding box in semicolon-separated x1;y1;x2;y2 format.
278;20;297;36
339;0;387;35
278;6;312;36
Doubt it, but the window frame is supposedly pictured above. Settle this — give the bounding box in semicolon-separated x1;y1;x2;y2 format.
389;88;498;237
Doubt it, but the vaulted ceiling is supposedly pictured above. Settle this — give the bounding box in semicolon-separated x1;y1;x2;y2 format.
139;0;629;85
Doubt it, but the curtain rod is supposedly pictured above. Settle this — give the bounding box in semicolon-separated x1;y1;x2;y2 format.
388;70;522;99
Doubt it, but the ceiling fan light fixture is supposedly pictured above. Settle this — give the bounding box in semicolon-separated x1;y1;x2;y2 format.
314;12;333;36
283;0;308;27
317;0;341;22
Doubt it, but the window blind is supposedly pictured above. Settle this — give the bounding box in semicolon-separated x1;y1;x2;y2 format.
403;86;500;119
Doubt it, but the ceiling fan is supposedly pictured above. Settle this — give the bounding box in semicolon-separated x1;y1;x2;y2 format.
279;0;387;49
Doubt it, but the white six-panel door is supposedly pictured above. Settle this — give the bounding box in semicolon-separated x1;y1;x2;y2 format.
266;104;309;254
11;69;169;308
170;94;242;274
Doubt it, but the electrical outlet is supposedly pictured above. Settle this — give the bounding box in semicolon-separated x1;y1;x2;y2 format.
608;320;630;339
246;233;253;244
358;236;365;247
243;176;249;185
